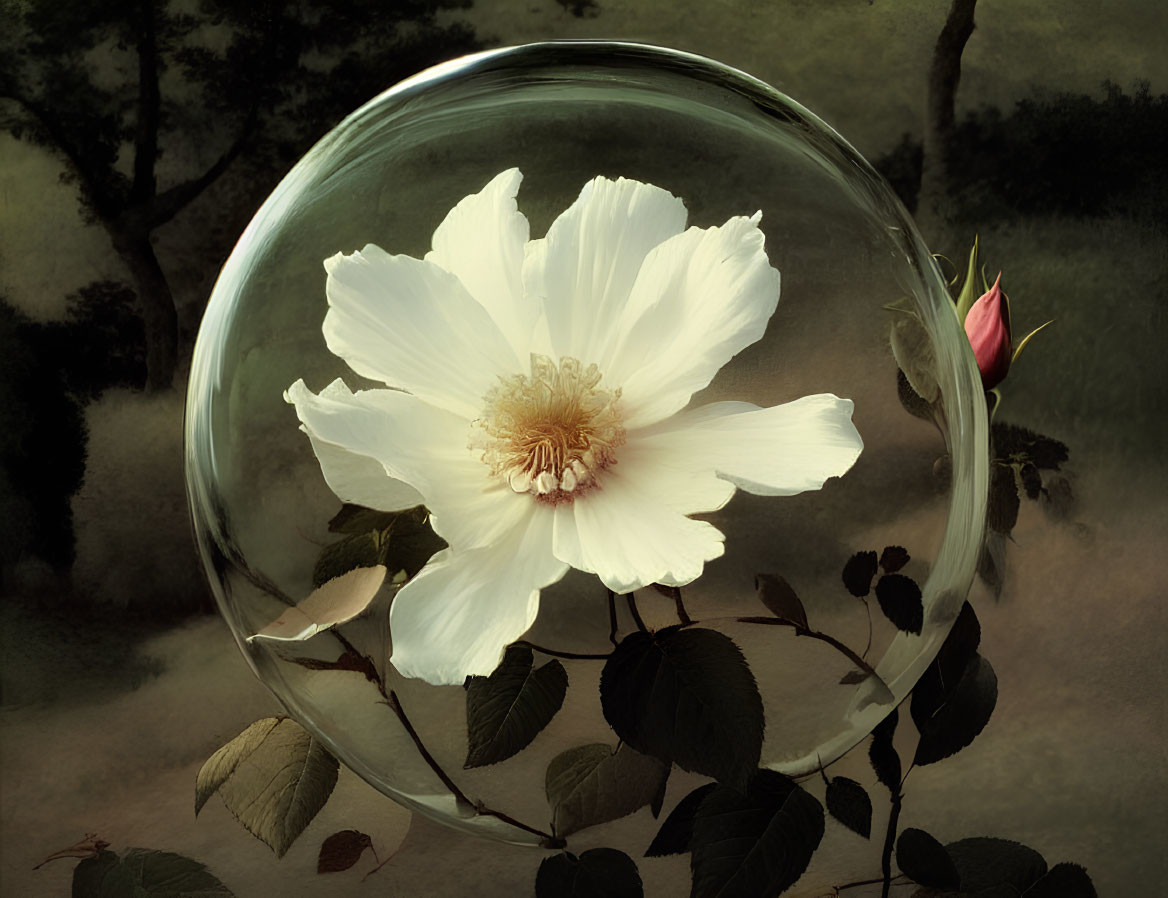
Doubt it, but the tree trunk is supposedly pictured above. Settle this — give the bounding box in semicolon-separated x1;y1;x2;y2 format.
109;223;177;392
917;0;978;249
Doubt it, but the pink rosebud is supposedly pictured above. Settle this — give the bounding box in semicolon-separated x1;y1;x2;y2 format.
963;272;1011;390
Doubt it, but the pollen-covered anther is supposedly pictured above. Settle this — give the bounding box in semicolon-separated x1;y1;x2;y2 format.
472;353;625;504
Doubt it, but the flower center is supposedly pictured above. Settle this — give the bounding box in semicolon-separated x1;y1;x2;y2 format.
472;354;625;503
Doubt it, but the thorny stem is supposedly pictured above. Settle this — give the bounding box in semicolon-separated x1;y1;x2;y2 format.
327;633;563;847
514;640;611;660
626;592;649;633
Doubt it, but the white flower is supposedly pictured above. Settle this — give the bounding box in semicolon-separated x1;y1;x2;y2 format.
286;169;863;686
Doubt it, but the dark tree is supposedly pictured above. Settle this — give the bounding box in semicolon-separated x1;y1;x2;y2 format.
0;0;482;391
917;0;977;245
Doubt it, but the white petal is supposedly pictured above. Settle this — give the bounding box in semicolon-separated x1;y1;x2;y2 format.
523;176;687;366
323;245;519;419
552;466;725;593
634;395;863;497
285;379;530;550
606;214;781;429
424;169;536;361
389;505;567;685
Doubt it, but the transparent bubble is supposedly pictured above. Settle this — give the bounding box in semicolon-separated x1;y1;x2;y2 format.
185;43;987;846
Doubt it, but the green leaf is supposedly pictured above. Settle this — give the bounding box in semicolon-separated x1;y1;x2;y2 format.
600;627;764;792
825;777;872;839
312;531;384;588
987;463;1020;535
754;574;808;629
689;771;824;898
536;849;644;898
954;235;981;322
896;828;960;890
1025;862;1096;897
73;849;235;897
947;837;1048;893
842;550;879;598
879;546;910;573
317;830;373;874
992;422;1069;471
912;654;998;766
195;717;339;857
545;743;670;837
645;784;717;858
913;600;981;713
1019;462;1043;500
896;368;935;421
977;531;1007;598
874;573;923;634
464;645;567;768
888;306;940;404
327;504;402;535
868;708;901;793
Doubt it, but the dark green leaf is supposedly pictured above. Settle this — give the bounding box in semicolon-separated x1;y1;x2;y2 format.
650;766;671;819
545;743;670;837
868;707;902;793
317;830;372;874
536;849;644;898
912;654;998;765
1042;475;1075;520
992;422;1068;471
645;784;717;857
1024;862;1096;897
946;837;1047;893
987;464;1020;534
825;777;872;838
897;368;934;421
327;504;401;535
1019;463;1042;500
73;849;235;897
912;600;981;718
839;669;869;685
195;717;338;857
312;531;383;588
755;574;808;629
465;646;567;768
842;551;879;598
600;627;764;792
689;771;824;898
879;545;911;573
896;828;960;889
875;574;923;634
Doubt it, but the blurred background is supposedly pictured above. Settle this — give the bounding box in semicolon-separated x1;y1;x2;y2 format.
0;0;1164;895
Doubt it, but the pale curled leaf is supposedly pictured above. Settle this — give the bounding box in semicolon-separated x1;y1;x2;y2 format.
195;717;339;857
545;743;670;837
248;565;386;644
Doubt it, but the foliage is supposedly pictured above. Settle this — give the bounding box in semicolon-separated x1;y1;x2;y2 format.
72;848;234;897
876;81;1168;224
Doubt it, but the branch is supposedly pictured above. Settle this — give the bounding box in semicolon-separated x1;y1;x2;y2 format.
130;0;160;204
149;105;257;227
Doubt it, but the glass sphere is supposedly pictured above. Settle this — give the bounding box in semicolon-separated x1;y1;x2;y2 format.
185;42;987;846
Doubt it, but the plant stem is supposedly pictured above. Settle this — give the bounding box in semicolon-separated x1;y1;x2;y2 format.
514;640;611;660
735;616;883;683
880;788;904;898
325;632;563;847
833;874;907;894
606;590;620;648
626;592;649;633
652;583;692;625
